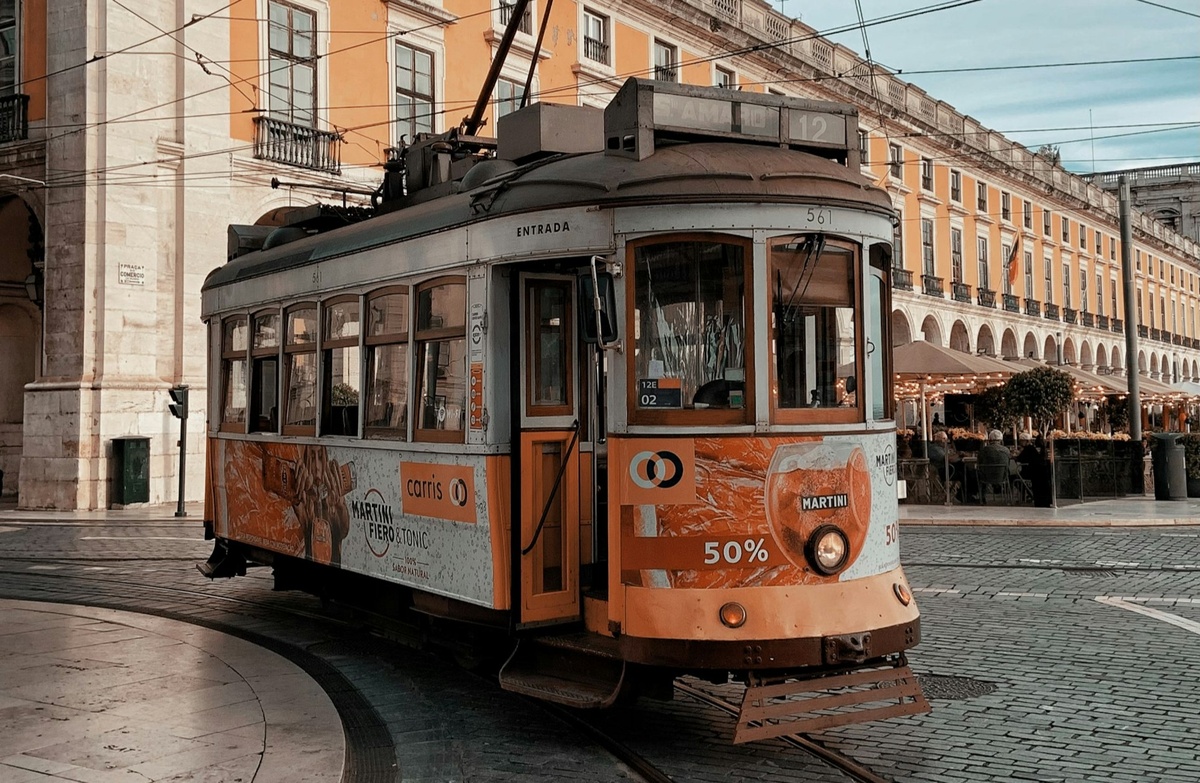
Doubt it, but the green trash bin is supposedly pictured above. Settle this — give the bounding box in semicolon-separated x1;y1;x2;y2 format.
112;436;150;505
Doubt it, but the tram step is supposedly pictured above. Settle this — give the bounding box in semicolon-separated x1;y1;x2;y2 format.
734;661;929;744
499;639;627;708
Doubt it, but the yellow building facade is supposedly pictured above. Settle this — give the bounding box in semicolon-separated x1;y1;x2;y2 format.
1;0;1197;507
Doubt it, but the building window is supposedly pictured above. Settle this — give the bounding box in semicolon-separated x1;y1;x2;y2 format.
222;317;249;430
893;212;904;269
921;218;935;276
500;0;533;34
583;8;610;65
950;170;961;202
1079;224;1087;250
715;65;735;88
920;157;933;191
1001;192;1011;222
976;181;988;213
0;0;17;96
1096;231;1102;255
1096;273;1104;315
1136;249;1141;272
1110;237;1116;261
396;43;434;142
1062;264;1071;308
250;311;280;433
283;305;318;434
414;278;467;441
267;1;317;126
495;78;525;119
632;238;750;422
1112;286;1118;321
858;129;869;164
977;236;988;289
1024;252;1034;301
951;227;963;282
365;289;410;438
1023;200;1032;229
1001;243;1013;295
653;40;678;82
1061;216;1070;244
889;143;902;179
1080;272;1088;314
321;298;361;437
1045;258;1053;304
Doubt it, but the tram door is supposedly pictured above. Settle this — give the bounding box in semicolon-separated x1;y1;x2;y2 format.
517;275;582;624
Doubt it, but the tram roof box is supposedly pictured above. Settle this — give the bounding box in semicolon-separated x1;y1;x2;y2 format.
497;103;604;164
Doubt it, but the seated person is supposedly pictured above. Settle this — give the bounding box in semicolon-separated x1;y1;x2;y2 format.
926;431;961;483
979;429;1011;467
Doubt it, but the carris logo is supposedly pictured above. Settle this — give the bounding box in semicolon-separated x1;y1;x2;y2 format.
629;450;684;490
449;477;470;507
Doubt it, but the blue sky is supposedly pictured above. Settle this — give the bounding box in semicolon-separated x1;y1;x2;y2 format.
775;0;1200;173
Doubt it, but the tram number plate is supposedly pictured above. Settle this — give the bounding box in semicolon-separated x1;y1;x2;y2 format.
638;378;682;408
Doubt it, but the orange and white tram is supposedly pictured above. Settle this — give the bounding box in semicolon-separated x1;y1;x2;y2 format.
200;79;927;741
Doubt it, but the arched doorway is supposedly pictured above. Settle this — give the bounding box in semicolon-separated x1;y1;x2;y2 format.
976;323;996;356
949;320;971;353
1096;343;1108;372
920;314;943;346
1150;354;1159;378
891;309;913;346
1111;345;1122;375
1001;328;1018;360
1043;334;1058;363
1080;341;1093;370
1022;332;1038;360
1063;338;1076;366
0;195;43;498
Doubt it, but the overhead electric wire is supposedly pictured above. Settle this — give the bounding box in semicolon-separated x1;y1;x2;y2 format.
1133;0;1200;19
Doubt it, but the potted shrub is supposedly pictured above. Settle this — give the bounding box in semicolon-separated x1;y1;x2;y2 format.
1004;367;1074;506
1182;434;1200;498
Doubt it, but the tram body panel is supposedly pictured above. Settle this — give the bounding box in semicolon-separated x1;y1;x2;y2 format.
208;437;507;608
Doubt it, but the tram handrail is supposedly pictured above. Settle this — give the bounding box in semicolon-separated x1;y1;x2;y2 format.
521;420;581;557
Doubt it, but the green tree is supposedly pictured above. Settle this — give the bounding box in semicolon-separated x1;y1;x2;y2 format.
1004;366;1074;438
975;385;1017;432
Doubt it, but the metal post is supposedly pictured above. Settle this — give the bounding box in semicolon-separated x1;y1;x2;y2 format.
1119;176;1143;493
1049;436;1058;508
176;415;187;518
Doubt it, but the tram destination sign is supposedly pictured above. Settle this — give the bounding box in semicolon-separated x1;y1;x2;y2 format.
638;377;682;409
648;93;847;148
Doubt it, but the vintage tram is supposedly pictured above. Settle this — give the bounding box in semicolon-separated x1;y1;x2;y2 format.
200;78;927;741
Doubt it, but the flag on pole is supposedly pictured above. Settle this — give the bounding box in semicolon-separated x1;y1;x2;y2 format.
1006;234;1022;289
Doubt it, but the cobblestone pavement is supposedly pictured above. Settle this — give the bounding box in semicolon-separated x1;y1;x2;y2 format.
2;514;1198;782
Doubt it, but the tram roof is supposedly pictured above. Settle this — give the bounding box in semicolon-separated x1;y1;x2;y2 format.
204;141;893;292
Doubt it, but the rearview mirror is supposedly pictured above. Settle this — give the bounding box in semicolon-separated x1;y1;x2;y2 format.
578;270;618;344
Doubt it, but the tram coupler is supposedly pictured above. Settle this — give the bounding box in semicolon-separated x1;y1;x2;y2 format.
196;539;246;579
823;632;871;665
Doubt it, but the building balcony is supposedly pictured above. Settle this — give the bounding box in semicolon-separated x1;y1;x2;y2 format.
976;288;996;308
892;268;913;290
951;281;972;303
1024;299;1041;317
1150;327;1161;341
1112;318;1124;333
0;94;30;144
654;65;678;82
1138;325;1149;338
1173;333;1184;346
253;116;341;174
500;0;533;33
1098;314;1110;331
921;274;945;297
583;36;610;65
1082;311;1094;328
1003;293;1020;313
1063;307;1078;324
1044;302;1060;320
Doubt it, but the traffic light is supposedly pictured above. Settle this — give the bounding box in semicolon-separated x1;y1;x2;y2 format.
168;385;189;420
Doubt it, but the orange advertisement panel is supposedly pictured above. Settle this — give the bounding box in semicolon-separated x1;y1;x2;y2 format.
616;433;900;590
400;461;477;523
617;438;698;506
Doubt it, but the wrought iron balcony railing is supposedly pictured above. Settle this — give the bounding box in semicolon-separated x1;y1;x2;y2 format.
976;288;996;308
1112;318;1124;333
654;65;678;82
253;116;341;174
951;281;972;303
1150;327;1161;341
500;1;533;33
0;94;30;144
1003;293;1020;313
1063;307;1078;324
1138;325;1149;338
583;36;610;65
1173;333;1183;346
1082;311;1094;328
1044;302;1060;320
892;268;913;290
921;274;944;297
1098;315;1109;331
1024;299;1041;317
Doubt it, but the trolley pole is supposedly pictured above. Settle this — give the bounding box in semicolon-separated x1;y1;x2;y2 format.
1119;177;1144;493
168;386;189;517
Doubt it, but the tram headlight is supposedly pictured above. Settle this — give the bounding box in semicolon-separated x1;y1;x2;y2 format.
805;525;849;575
719;602;747;629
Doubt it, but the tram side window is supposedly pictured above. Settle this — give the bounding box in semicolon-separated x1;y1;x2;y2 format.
321;298;361;437
221;317;249;431
414;278;467;442
770;235;860;421
867;244;894;421
284;305;318;435
250;311;280;433
632;238;748;420
365;289;410;439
